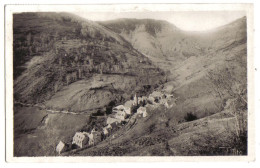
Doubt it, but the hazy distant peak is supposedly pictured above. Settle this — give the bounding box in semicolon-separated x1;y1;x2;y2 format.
100;18;180;37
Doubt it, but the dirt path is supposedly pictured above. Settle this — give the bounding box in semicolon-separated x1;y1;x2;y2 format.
14;101;92;115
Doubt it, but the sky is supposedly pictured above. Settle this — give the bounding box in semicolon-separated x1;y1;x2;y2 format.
76;11;246;31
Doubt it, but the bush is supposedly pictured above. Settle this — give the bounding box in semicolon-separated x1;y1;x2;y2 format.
132;105;140;113
184;112;198;122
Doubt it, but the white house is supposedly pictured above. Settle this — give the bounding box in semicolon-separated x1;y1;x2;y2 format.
88;133;94;146
113;105;125;112
103;127;109;135
106;124;112;130
72;132;89;148
107;117;122;125
114;110;127;121
150;91;164;99
147;97;155;104
124;100;133;108
138;97;143;105
137;107;147;118
56;141;66;154
113;104;131;115
165;94;174;99
124;106;131;115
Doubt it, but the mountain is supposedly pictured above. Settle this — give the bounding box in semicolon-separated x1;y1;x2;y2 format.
100;19;203;74
68;17;247;156
13;14;247;156
101;17;247;118
13;13;166;112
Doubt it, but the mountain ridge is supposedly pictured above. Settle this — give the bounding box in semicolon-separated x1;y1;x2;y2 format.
13;12;166;112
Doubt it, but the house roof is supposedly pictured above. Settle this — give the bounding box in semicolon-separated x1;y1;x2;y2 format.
74;132;87;139
56;141;65;152
107;117;122;125
137;106;146;112
150;91;163;98
124;100;133;107
113;105;125;110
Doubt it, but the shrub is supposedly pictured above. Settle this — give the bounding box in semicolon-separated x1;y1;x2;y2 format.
184;112;198;122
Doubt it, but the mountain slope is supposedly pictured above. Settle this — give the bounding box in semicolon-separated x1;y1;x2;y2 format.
13;13;166;112
101;17;247;118
100;19;203;74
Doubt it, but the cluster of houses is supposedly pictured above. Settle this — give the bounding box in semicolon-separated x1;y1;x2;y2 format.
56;91;175;155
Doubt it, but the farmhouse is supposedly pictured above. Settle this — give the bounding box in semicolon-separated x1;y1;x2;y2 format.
150;91;164;100
72;132;89;148
147;97;155;104
92;131;102;144
107;117;122;125
103;127;109;136
113;104;131;115
137;107;147;118
113;105;125;113
165;94;174;99
106;124;112;130
138;97;143;105
124;101;134;114
124;106;131;115
56;141;67;154
114;110;127;121
88;133;94;146
124;100;134;108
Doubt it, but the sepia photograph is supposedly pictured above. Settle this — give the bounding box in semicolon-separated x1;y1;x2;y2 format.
4;3;255;162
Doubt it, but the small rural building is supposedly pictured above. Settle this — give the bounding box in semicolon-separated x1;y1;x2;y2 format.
164;100;175;108
93;131;102;144
113;105;125;112
147;97;155;104
114;110;127;121
124;106;131;115
124;100;134;108
113;104;131;115
165;94;174;99
124;101;134;114
138;97;143;105
106;124;112;130
115;111;127;121
145;104;155;110
88;133;94;146
56;141;67;154
133;94;138;106
137;107;147;118
88;128;102;145
106;117;122;125
72;132;89;148
150;91;164;100
103;127;109;136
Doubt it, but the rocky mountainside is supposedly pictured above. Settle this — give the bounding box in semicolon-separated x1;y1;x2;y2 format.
100;19;203;73
13;13;166;112
101;17;247;118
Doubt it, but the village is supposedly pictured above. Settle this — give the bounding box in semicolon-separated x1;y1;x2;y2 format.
55;90;176;155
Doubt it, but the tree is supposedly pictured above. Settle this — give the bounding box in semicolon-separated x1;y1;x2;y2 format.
184;112;198;122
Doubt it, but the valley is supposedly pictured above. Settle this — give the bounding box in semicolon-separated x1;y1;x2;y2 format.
13;12;247;156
